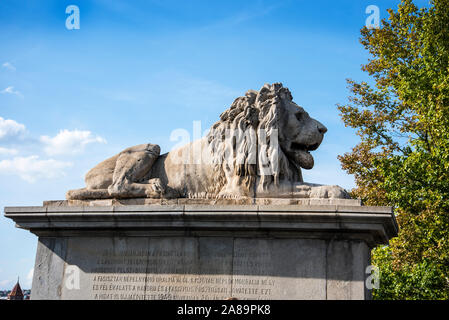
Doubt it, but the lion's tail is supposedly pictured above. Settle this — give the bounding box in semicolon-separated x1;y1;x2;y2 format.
66;188;110;200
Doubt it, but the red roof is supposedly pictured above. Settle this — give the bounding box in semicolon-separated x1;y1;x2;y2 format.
8;281;24;299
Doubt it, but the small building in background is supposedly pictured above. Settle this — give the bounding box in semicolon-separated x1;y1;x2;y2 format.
7;279;24;300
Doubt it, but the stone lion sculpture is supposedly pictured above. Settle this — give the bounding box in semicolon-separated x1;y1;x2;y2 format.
67;83;349;200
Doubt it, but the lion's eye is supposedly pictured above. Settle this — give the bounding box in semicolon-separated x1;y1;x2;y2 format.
295;112;304;121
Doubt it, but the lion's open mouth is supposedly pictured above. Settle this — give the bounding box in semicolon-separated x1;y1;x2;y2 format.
290;142;320;152
289;142;320;170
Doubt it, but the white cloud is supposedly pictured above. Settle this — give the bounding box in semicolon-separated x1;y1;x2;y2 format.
1;86;22;97
0;279;12;287
0;155;72;183
25;268;34;288
0;147;18;155
2;62;16;71
40;129;106;156
0;117;26;140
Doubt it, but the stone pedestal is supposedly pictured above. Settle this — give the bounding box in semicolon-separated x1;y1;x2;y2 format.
4;200;397;300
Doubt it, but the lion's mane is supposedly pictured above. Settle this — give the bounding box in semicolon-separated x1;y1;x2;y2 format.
206;83;302;196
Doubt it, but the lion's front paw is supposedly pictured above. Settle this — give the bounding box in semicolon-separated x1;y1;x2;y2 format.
309;185;350;199
216;191;244;199
217;186;249;200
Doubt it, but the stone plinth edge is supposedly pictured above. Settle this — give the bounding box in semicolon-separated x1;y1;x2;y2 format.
5;204;397;248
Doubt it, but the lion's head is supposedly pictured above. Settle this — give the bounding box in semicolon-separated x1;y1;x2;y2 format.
207;83;327;195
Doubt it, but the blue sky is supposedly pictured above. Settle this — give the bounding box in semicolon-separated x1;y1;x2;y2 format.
0;0;429;290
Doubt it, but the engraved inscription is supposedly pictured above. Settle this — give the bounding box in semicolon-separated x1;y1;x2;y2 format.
88;247;277;300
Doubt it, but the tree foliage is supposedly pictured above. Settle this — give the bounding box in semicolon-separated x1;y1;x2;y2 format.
338;0;449;299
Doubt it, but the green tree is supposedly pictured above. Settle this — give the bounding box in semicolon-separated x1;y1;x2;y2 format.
338;0;449;299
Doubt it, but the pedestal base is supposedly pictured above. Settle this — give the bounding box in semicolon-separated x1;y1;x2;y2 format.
4;202;397;300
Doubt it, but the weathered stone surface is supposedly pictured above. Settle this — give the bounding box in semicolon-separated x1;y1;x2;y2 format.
5;204;397;245
60;237;234;300
31;236;370;300
31;237;67;300
43;197;362;207
66;83;350;201
5;203;397;300
326;240;370;300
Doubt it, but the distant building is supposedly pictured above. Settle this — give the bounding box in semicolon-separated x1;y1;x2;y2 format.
7;279;24;300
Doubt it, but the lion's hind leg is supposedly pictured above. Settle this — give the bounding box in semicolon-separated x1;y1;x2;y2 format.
66;153;117;200
107;143;162;198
